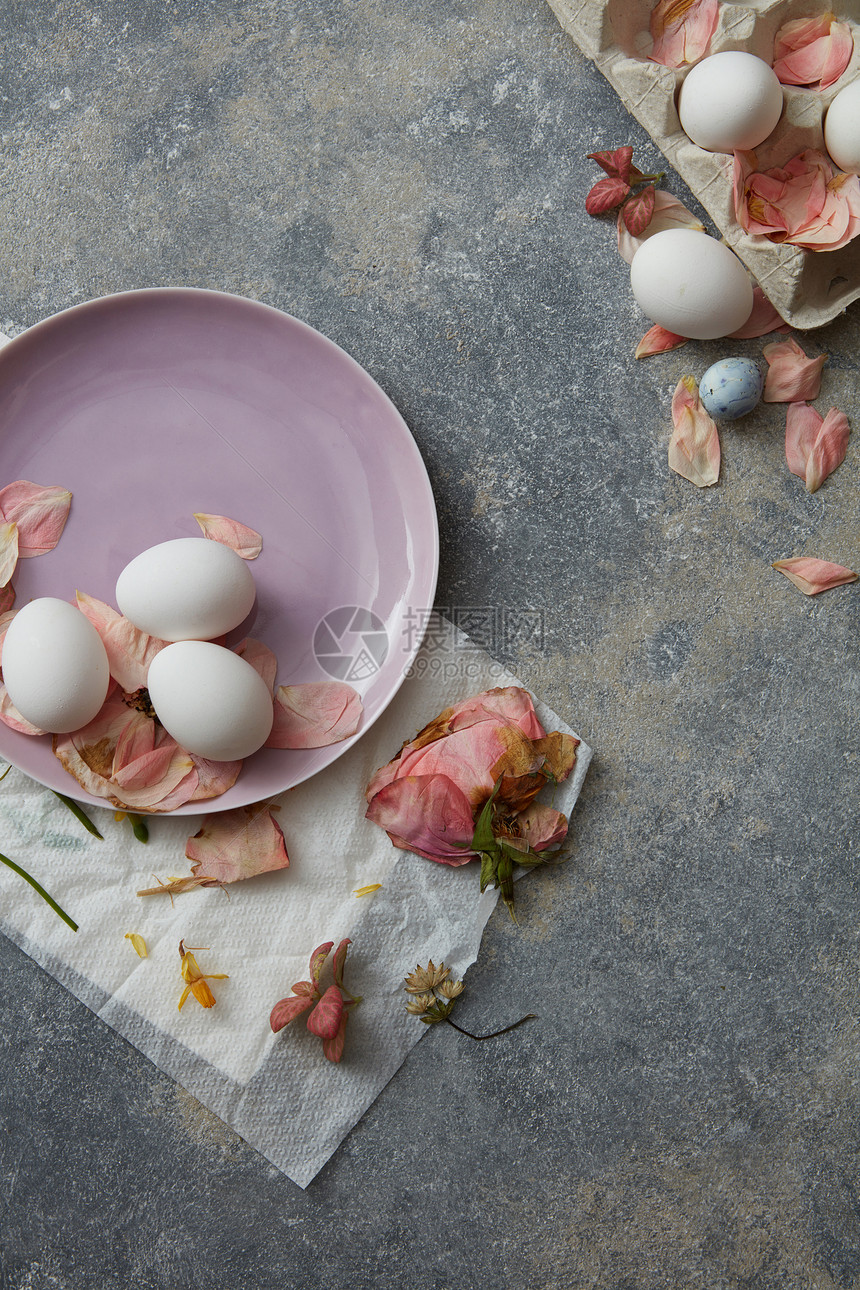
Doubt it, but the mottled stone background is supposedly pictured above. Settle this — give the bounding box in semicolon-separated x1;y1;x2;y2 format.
1;1;859;1286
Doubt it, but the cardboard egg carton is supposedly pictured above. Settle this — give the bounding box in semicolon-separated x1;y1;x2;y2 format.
548;0;860;329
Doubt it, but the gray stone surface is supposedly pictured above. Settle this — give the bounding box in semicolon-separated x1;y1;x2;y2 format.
1;1;859;1286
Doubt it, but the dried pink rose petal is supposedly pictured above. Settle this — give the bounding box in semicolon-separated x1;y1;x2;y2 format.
669;376;720;487
266;680;362;749
185;802;289;883
365;772;478;865
233;637;278;695
635;324;689;359
53;697;199;812
187;755;244;802
785;403;850;492
763;338;827;403
193;513;262;559
618;190;705;264
0;685;45;735
727;287;791;340
0;522;18;589
649;0;719;67
733;149;860;252
772;558;858;595
0;583;15;615
76;592;169;693
517;801;569;853
0;481;71;558
773;15;853;90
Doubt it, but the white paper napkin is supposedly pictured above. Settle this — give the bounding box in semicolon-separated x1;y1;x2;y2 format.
0;612;590;1187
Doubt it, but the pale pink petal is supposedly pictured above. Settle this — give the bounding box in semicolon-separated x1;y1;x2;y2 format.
785;403;850;491
728;287;791;339
773;17;853;90
635;324;689;359
0;522;18;588
772;557;858;595
188;755;244;801
75;592;169;692
785;402;823;479
517;801;569;853
445;687;545;740
763;338;827;402
0;482;71;558
266;681;362;749
193;512;262;559
806;407;850;492
0;684;45;735
366;772;477;865
185;802;289;883
233;636;278;695
668;376;720;487
617;190;705;263
736;148;860;252
818;23;854;90
649;0;719;67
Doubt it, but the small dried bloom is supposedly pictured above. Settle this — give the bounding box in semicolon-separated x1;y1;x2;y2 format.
406;994;436;1014
404;960;450;993
438;979;465;1000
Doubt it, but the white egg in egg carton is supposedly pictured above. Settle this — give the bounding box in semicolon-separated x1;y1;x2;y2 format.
548;0;860;328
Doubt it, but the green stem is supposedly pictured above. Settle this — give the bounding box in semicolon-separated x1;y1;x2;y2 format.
635;170;665;184
445;1012;536;1041
0;851;78;932
52;792;103;840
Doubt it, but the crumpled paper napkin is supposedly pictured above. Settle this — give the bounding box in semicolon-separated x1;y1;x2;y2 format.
0;617;591;1187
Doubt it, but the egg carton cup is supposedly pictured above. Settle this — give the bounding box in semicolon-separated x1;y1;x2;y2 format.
549;0;860;329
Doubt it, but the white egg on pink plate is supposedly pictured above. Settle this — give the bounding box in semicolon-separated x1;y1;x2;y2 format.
630;228;754;340
678;51;783;153
116;537;256;642
1;597;110;733
146;640;274;761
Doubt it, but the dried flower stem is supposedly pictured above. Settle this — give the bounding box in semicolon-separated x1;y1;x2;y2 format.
0;851;78;931
444;1012;537;1041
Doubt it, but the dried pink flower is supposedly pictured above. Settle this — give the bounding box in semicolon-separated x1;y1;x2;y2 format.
270;939;361;1063
733;149;860;252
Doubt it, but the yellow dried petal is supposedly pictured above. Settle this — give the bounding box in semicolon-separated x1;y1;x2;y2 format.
124;932;148;958
353;884;382;897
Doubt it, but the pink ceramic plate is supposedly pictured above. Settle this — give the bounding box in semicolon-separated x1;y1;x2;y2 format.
0;289;439;814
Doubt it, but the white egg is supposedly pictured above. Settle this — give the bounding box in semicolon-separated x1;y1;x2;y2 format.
630;229;754;340
824;78;860;174
146;640;274;761
1;598;110;733
678;51;783;153
116;538;256;642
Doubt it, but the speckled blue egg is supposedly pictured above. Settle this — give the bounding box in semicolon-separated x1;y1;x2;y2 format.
698;357;763;421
